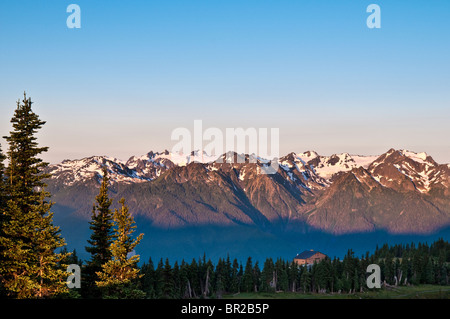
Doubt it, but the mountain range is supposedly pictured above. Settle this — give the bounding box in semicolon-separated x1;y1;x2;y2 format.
45;148;450;262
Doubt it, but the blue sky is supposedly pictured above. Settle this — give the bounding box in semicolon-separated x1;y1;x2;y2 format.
0;1;449;163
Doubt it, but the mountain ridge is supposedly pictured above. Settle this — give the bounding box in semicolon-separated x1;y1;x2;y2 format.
45;148;449;234
44;148;450;262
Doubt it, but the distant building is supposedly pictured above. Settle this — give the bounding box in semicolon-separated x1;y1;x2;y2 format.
293;250;327;266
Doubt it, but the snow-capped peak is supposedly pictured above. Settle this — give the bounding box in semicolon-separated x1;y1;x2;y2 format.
296;150;319;162
48;155;143;186
399;149;432;165
47;149;447;192
289;151;378;180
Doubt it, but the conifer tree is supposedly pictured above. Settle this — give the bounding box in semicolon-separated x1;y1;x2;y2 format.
261;258;275;292
0;143;6;209
242;257;253;293
179;260;191;298
224;255;232;292
96;197;144;298
0;144;7;296
0;93;69;298
154;258;165;298
301;266;311;292
214;258;225;298
0;143;6;237
188;258;200;297
83;167;115;298
252;261;261;293
140;257;156;298
172;261;181;298
160;258;174;299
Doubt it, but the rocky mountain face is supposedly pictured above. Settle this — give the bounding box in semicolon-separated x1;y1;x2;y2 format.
45;149;450;237
306;149;450;234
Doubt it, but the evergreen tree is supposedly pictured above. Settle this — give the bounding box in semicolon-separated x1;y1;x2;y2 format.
61;248;82;268
0;93;69;298
384;253;394;284
179;260;191;298
161;258;175;298
0;143;6;297
154;258;165;298
230;258;240;293
188;258;200;297
352;268;360;292
96;197;145;298
83;167;115;298
315;260;331;293
237;263;244;292
172;261;181;298
422;257;434;284
278;261;289;292
252;261;261;293
0;143;6;209
202;259;214;298
287;261;298;292
223;255;232;293
260;258;275;292
242;257;254;293
59;247;83;299
300;266;311;293
400;256;410;285
140;257;156;298
214;258;225;298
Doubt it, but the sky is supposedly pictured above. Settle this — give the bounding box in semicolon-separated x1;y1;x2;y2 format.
0;0;449;164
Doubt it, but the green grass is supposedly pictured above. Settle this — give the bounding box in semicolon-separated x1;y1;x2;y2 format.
223;285;450;299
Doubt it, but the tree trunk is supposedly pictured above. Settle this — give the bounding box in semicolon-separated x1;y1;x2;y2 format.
203;268;210;297
186;280;192;299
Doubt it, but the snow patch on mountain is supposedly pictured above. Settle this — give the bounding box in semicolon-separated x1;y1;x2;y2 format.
49;156;148;185
400;149;429;164
295;152;378;180
47;149;448;193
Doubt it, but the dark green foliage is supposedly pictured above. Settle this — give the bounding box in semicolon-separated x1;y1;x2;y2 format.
161;258;175;298
0;144;6;297
95;197;145;299
140;258;156;298
82;167;115;298
133;238;450;298
0;94;68;298
242;257;254;293
0;143;6;245
260;258;275;292
0;144;6;209
85;167;114;266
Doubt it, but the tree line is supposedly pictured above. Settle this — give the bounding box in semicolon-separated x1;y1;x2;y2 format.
0;94;449;299
134;237;450;298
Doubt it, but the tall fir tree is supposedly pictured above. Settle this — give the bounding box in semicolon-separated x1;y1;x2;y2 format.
0;143;7;297
260;258;275;292
242;257;254;293
0;143;6;233
83;167;115;298
0;93;69;298
0;143;6;209
96;197;144;298
161;258;175;299
140;257;156;298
